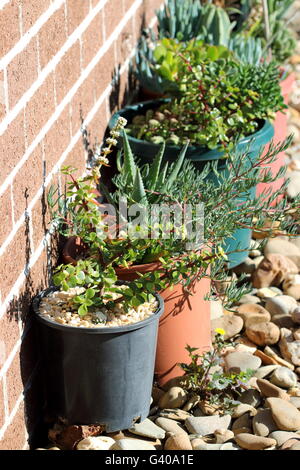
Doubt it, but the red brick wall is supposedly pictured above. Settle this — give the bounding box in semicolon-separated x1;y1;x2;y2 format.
0;0;164;450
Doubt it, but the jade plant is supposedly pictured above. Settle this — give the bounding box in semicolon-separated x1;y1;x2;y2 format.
129;38;285;149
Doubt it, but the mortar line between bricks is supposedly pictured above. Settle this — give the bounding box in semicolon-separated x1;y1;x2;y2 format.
0;391;23;441
0;0;109;131
0;0;10;11
0;338;21;381
0;1;147;251
0;0;142;197
0;0;65;70
0;51;134;320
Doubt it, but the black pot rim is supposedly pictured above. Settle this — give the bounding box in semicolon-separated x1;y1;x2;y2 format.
32;286;164;334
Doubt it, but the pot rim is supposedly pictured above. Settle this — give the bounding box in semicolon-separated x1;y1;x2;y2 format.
108;98;274;161
32;286;164;334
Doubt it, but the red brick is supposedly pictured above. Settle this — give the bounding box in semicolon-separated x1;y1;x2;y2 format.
66;0;90;35
0;225;29;300
0;314;20;369
81;11;103;69
0;401;26;450
7;37;38;108
0;1;21;57
104;0;123;38
92;46;115;100
86;100;107;143
62;137;86;180
5;349;23;414
143;0;164;25
30;196;51;250
20;0;51;33
38;5;67;70
0;189;13;248
115;22;135;66
24;73;55;147
43;107;71;173
12;143;44;221
0;70;6;121
55;41;81;104
0;379;6;429
70;77;95;137
28;247;49;292
0;110;26;186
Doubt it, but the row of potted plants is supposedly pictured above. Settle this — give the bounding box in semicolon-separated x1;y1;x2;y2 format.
33;0;300;434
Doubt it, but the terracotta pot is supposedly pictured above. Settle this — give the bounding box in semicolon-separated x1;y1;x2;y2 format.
115;258;211;387
256;71;295;201
63;236;212;386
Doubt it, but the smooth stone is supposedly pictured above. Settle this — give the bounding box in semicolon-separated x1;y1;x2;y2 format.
233;258;256;275
185;415;231;436
252;254;298;288
254;349;279;366
287;171;300;199
235;303;271;327
271;314;295;329
224;352;261;373
245;322;280;346
237;294;261;305
161;376;190;392
254;365;280;379
290;441;300;450
283;274;300;300
191;438;207;450
232;413;252;435
152;387;165;405
239;389;262;408
129;418;166;440
193;442;239;450
292;307;300;324
290;397;300;409
264;238;300;260
182;394;200;412
214;429;235;443
294;330;300;340
155;418;185;435
111;439;156;450
256;378;290;400
76;436;115;450
257;287;280;299
270;367;298;389
232;404;257;418
211;314;243;340
265;295;298;317
252;409;278;437
249;250;262;258
269;431;300;447
210;300;224;320
164;433;192;450
279;328;300;366
158;409;191;421
234;433;276;450
264;346;295;370
158;387;188;410
266;397;300;431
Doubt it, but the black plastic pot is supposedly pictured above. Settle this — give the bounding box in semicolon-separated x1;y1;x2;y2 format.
33;287;164;432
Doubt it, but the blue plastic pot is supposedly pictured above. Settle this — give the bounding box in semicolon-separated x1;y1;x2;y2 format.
109;100;274;268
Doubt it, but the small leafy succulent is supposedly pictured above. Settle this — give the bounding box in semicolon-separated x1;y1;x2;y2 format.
179;332;254;414
129;38;285;150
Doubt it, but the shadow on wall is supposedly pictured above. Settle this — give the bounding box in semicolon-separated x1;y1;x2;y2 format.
6;186;59;449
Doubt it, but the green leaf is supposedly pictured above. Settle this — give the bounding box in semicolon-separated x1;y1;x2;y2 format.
122;129;137;184
161;141;189;192
85;288;95;299
78;304;88;317
148;142;166;190
131;168;147;204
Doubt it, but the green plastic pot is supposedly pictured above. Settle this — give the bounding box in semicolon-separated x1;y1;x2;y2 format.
109;100;274;267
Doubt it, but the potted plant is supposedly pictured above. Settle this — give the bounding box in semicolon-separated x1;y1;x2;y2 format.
56;120;299;386
110;39;285;266
33;118;167;431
